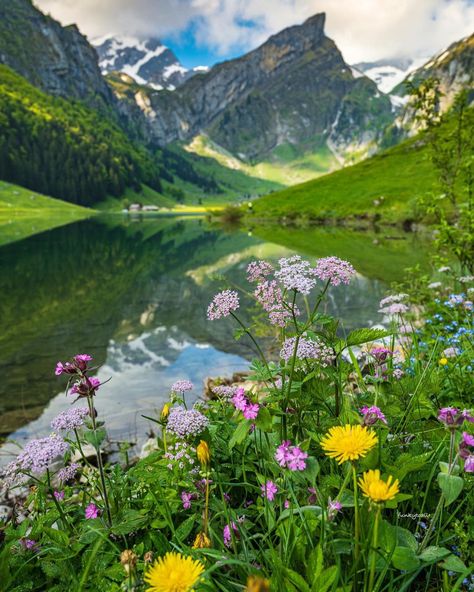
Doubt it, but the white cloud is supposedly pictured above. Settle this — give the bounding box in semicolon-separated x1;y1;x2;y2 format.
35;0;474;63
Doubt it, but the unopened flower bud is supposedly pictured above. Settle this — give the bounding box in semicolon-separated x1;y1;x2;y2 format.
161;402;171;420
120;550;137;575
143;551;153;563
197;440;211;466
193;532;211;549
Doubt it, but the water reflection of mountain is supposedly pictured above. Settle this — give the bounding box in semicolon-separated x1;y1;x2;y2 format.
0;216;428;436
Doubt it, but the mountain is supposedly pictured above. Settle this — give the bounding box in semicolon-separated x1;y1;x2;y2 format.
0;0;113;109
127;13;393;166
94;36;208;90
353;57;428;94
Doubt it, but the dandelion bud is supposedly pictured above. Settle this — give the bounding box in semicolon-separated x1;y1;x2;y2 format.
193;532;211;549
120;550;137;574
197;440;211;466
161;402;171;420
143;551;154;563
245;575;271;591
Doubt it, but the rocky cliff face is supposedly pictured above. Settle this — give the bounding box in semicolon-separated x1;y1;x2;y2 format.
135;14;392;161
0;0;113;108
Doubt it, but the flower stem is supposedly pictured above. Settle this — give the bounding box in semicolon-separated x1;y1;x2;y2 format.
352;464;360;563
368;506;381;592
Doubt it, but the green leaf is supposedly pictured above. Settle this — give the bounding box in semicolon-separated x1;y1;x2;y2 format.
304;457;320;482
344;328;391;348
439;461;461;475
392;546;420;571
42;527;69;547
437;473;464;505
83;428;107;450
174;515;196;543
313;566;338;592
255;406;273;432
307;545;323;583
228;420;251;450
394;526;418;551
439;554;467;573
111;509;147;535
418;546;450;563
283;568;310;592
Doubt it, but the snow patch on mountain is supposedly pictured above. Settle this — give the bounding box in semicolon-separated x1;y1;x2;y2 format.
353;57;429;94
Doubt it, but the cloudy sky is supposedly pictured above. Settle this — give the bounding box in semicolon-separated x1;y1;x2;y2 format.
35;0;474;67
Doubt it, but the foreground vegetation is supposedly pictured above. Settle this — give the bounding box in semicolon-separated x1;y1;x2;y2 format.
1;253;473;591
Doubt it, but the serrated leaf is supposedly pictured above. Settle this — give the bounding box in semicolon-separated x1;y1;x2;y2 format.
344;328;391;348
111;509;147;535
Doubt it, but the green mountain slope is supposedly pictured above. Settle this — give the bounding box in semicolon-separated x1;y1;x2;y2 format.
251;133;437;223
0;180;93;245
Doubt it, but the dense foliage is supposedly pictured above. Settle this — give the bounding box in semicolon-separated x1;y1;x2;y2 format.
0;66;163;206
1;255;473;591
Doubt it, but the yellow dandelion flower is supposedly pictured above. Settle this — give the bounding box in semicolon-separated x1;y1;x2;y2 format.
321;424;378;464
161;403;171;420
245;575;271;591
439;358;448;366
359;469;399;503
196;440;211;466
144;552;204;592
193;532;211;549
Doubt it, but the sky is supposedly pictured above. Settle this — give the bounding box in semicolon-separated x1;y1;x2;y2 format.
35;0;474;68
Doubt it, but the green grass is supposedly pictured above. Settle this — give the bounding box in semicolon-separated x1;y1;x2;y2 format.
251;136;436;223
95;184;176;211
0;181;94;245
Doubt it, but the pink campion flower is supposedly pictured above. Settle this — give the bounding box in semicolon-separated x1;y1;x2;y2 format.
261;480;278;501
462;432;474;447
360;405;387;426
308;487;318;504
223;522;239;547
207;290;239;320
232;388;248;412
73;354;93;371
243;403;260;420
53;490;65;501
464;455;474;473
247;260;274;283
55;361;76;376
314;257;356;286
286;446;308;471
275;441;292;467
70;376;101;398
370;347;393;363
284;500;290;509
327;498;342;521
460;432;474;459
181;491;195;510
438;407;474;427
85;503;99;519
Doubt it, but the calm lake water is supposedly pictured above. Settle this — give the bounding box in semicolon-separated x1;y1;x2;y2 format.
0;215;429;462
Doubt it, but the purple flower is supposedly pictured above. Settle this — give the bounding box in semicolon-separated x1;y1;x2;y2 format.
261;480;278;501
207;290;239;320
55;354;93;376
464;455;474;472
70;376;101;398
232;388;248;412
462;432;474;447
443;347;460;358
51;407;89;431
284;499;290;509
54;490;65;501
181;491;195;510
171;380;194;394
243;403;260;420
254;280;296;327
223;522;239;547
74;354;93;371
308;487;318;504
275;441;307;471
438;407;474;427
380;303;409;315
379;294;408;308
280;336;334;366
57;463;80;483
275;255;318;295
211;385;236;399
20;538;39;551
166;406;209;438
55;361;75;376
360;405;387;426
327;498;342;521
393;368;404;380
247;260;274;283
314;257;356;286
5;434;69;483
85;503;99;519
370;347;393;363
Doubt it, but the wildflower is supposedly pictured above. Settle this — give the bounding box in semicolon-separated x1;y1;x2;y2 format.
314;256;356;286
393;368;404;380
55;361;76;376
428;282;442;289
20;538;39;551
359;469;399;503
370;347;392;363
275;440;308;471
439;358;448;366
247;260;274;283
360;405;387;426
144;552;204;592
196;440;210;466
223;522;239;547
321;425;378;464
55;354;93;376
379;302;409;315
459;275;474;283
280;336;334;365
254;280;294;327
284;499;290;509
211;385;236;399
181;491;195;510
57;462;80;483
85;503;99;519
232;388;249;412
261;480;278;501
51;407;89;431
161;402;171;420
461;432;474;448
245;575;271;591
166;407;209;438
70;376;101;397
207;290;239;320
464;456;474;473
443;347;459;358
53;490;65;501
121;550;138;575
308;487;318;504
171;380;194;394
193;532;211;549
275;255;319;294
438;266;451;273
379;293;408;308
327;498;342;521
243;403;260;420
5;434;69;483
438;407;474;427
144;551;154;563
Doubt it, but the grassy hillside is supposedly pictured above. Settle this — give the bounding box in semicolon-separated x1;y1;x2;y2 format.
251;135;436;223
0;180;93;245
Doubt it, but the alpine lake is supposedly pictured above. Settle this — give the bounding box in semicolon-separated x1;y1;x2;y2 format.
0;214;430;461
